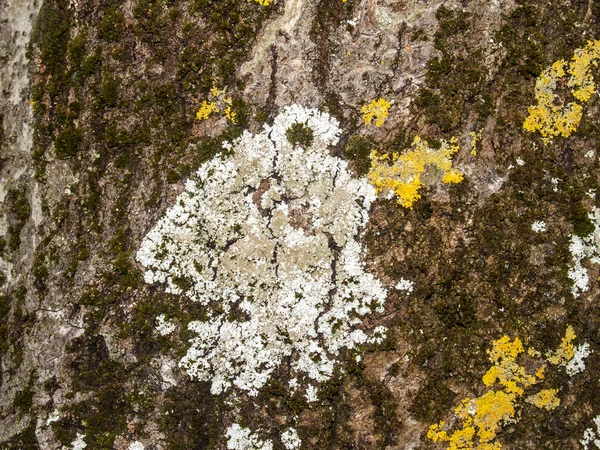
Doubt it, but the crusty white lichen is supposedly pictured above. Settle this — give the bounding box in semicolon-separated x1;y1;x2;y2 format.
566;343;592;376
226;424;273;450
137;105;387;397
581;415;600;450
567;207;600;297
281;427;302;449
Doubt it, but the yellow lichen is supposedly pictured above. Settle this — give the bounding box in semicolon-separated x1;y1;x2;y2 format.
469;129;483;156
526;389;560;410
427;332;576;450
535;365;546;380
367;136;463;209
361;98;391;127
225;106;237;123
427;422;448;443
249;0;273;5
473;390;515;444
546;325;576;366
196;85;237;124
196;100;217;121
523;40;600;142
482;336;537;391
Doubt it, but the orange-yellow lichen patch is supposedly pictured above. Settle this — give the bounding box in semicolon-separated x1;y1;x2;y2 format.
196;86;237;123
523;40;600;142
361;98;391;127
482;336;537;391
526;389;560;410
196;100;217;121
469;129;483;156
474;390;516;444
427;331;577;450
547;325;576;366
535;365;546;380
367;136;463;209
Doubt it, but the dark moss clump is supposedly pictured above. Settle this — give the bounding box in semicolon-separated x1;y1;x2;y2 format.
160;383;218;449
12;372;36;416
6;188;31;251
62;334;128;449
343;135;373;176
98;5;125;43
54;125;81;159
412;5;487;133
1;422;39;449
29;0;71;77
410;377;457;424
286;122;314;148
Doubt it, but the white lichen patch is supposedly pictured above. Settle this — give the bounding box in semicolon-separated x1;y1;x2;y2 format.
46;409;60;425
566;343;592;376
155;314;175;336
395;278;414;294
281;427;301;449
531;220;547;233
61;433;87;450
137;105;387;397
128;442;145;450
567;207;600;297
226;424;273;450
581;415;600;450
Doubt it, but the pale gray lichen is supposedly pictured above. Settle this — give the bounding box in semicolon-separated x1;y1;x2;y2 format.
137;105;387;397
567;207;600;297
226;424;273;450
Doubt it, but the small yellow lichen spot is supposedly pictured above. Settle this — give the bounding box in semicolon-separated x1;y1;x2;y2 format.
547;325;576;366
427;330;580;450
482;365;503;387
447;426;476;449
528;347;541;358
523;40;600;141
469;129;483;156
361;98;391;127
196;100;217;121
454;397;472;420
249;0;274;5
442;169;464;184
225;106;237;124
526;389;560;410
487;336;524;364
367;136;463;209
478;443;503;450
535;365;546;380
427;422;449;443
210;85;224;97
474;390;515;444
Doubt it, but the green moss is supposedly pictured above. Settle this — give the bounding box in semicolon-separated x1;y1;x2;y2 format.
12;372;36;416
1;421;39;449
343;135;373;176
364;378;399;446
410;377;456;423
30;0;71;78
286;122;314;148
101;73;119;107
63;334;129;449
0;294;10;357
98;5;125;42
54;125;81;159
160;383;217;450
6;188;31;251
33;251;49;292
